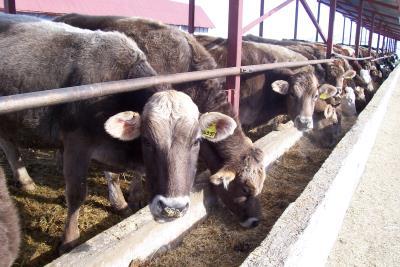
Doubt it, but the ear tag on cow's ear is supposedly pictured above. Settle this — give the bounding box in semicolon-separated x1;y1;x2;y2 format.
319;92;330;100
202;122;217;139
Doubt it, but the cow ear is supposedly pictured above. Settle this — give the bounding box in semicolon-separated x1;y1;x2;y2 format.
210;169;236;189
343;70;356;79
104;111;141;141
199;112;237;142
318;84;337;99
272;80;289;95
324;105;334;119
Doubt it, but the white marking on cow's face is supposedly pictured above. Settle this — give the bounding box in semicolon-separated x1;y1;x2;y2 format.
150;195;190;221
294;115;313;130
360;69;372;84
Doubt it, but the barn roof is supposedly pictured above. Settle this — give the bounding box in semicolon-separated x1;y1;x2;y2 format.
319;0;400;40
0;0;215;28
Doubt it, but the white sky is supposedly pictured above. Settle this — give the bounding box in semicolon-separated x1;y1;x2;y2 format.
174;0;397;53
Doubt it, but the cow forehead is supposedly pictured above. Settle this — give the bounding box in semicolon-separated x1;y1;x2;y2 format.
142;91;200;140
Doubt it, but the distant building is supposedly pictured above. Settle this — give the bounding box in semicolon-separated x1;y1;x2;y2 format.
0;0;214;33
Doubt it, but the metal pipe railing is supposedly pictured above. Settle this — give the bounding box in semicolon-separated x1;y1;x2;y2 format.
332;52;373;61
371;55;394;62
0;59;334;114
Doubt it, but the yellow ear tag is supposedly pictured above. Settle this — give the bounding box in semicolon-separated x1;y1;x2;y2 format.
319;92;330;100
202;122;217;139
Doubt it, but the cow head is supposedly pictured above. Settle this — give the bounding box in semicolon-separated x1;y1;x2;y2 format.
104;90;237;221
325;59;357;93
271;68;337;131
311;100;342;148
340;87;357;117
209;146;265;228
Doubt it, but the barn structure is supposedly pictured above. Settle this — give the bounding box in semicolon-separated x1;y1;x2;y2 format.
1;0;400;266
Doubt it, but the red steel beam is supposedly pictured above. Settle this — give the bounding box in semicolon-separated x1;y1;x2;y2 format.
368;0;398;10
335;0;398;21
368;14;375;55
315;1;321;41
226;0;243;115
188;0;195;34
259;0;265;37
326;0;337;58
243;0;294;33
354;0;364;57
4;0;16;13
382;35;386;54
376;21;382;54
300;0;327;43
294;0;300;39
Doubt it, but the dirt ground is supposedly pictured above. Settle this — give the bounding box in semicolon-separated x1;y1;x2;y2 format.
148;136;333;267
327;83;400;266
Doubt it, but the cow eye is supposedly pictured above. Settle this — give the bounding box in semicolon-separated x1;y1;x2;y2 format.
142;137;152;148
313;94;319;100
192;138;201;147
241;186;250;195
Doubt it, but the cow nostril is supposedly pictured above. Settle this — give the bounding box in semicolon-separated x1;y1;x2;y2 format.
251;220;260;228
158;200;166;209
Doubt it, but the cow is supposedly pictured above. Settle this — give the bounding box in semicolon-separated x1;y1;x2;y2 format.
195;35;338;131
0;166;21;267
54;14;267;228
0;14;237;252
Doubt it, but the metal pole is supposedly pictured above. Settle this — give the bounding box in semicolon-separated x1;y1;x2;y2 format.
368;14;375;55
4;0;16;13
349;20;353;45
259;0;265;37
188;0;195;34
315;1;321;42
226;0;243;115
354;0;364;57
382;35;386;55
0;59;335;115
294;0;299;39
376;21;381;54
326;0;337;58
342;16;346;44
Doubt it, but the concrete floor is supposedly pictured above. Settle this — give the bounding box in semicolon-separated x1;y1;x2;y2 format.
327;82;400;266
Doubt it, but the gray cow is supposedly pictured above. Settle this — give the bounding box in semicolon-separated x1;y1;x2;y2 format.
0;166;20;267
0;14;236;253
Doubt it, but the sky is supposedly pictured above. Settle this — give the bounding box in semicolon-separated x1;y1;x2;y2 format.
174;0;397;53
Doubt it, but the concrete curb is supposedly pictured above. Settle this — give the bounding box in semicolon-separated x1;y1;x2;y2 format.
241;66;400;267
46;123;302;266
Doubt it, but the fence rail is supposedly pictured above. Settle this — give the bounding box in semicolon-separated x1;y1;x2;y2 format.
0;59;334;114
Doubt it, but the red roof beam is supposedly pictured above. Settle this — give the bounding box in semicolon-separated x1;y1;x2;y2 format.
188;0;195;34
300;0;327;43
367;0;398;10
3;0;16;13
334;0;398;20
355;0;364;57
326;0;337;57
242;0;294;34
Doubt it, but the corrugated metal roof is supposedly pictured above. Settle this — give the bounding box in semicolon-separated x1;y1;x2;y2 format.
0;0;214;28
319;0;400;40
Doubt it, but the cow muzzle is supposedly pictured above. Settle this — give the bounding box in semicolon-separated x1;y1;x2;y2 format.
294;116;313;131
150;195;190;221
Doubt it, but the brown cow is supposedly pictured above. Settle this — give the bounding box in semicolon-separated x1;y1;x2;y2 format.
0;166;21;267
0;14;236;253
54;14;267;228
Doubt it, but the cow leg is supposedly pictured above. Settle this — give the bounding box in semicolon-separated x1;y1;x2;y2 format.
104;171;129;214
0;135;36;191
59;133;91;254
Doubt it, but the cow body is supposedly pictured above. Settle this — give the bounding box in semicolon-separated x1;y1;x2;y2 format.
0;14;238;252
0;167;20;267
55;13;267;228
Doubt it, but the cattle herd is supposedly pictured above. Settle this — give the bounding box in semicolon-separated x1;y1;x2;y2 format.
0;12;397;265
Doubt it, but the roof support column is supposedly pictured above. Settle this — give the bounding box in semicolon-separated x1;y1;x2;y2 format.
342;16;346;44
376;21;382;54
259;0;265;36
315;0;321;42
326;0;337;58
188;0;195;34
354;0;364;57
4;0;16;14
226;0;243;115
294;0;300;39
382;36;386;55
349;20;353;45
368;14;375;55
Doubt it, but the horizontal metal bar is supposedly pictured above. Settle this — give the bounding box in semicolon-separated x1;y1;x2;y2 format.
371;54;395;62
332;52;373;61
0;59;334;114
